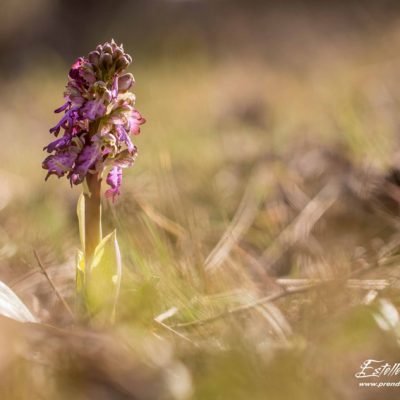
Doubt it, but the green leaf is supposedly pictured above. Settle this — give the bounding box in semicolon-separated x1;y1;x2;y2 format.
86;230;122;322
77;193;85;252
75;249;87;318
76;249;85;291
0;281;37;323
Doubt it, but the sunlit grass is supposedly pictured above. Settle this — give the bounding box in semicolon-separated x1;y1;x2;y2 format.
1;27;400;399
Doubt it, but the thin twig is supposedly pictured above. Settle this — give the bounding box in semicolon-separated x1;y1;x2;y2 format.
171;259;388;329
171;286;309;329
33;250;75;320
168;232;400;331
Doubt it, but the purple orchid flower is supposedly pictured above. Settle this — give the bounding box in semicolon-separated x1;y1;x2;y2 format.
69;143;100;185
115;125;134;153
42;40;145;198
105;166;122;200
54;101;71;113
44;135;72;153
81;99;107;121
43;151;78;180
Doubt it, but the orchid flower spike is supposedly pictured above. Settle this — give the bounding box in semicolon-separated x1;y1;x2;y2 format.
42;39;145;200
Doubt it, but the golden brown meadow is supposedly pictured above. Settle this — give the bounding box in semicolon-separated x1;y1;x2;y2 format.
1;1;400;399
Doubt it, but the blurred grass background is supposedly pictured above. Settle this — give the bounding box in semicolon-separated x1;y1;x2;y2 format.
2;0;400;399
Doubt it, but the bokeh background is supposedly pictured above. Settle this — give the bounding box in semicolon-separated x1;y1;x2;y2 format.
2;0;400;399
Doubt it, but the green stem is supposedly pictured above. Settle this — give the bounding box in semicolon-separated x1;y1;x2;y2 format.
84;173;102;264
77;121;103;320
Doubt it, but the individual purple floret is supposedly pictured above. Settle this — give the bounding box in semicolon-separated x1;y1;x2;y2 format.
105;166;123;200
42;40;145;198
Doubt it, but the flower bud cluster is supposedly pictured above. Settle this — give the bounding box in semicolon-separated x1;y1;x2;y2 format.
43;40;145;199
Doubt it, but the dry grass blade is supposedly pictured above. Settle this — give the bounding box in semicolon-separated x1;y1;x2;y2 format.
261;181;341;269
255;302;292;340
205;165;272;273
276;278;390;290
136;197;187;239
154;319;198;346
33;250;75;320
